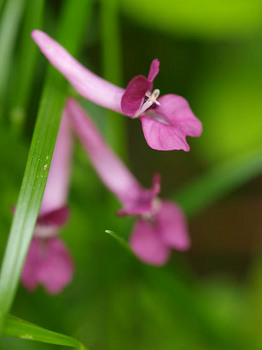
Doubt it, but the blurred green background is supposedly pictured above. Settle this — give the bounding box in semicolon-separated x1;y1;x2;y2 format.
1;0;262;349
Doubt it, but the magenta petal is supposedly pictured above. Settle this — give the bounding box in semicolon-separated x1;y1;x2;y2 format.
151;173;161;196
32;30;124;113
22;238;74;294
148;59;160;82
37;206;70;227
157;201;190;251
117;195;155;216
121;75;152;117
130;218;170;266
141;94;202;151
37;238;74;294
117;173;161;216
21;239;41;291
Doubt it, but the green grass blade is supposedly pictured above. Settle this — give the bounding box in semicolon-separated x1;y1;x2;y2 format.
0;0;92;333
0;69;66;332
174;147;262;217
0;0;26;118
106;230;131;252
10;0;45;133
3;315;87;349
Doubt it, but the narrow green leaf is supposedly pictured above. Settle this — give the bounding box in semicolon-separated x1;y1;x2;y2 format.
0;0;92;333
0;0;26;118
4;315;87;349
10;0;45;133
0;69;66;332
106;230;131;252
174;147;262;217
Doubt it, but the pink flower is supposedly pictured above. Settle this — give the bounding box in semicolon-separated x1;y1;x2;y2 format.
32;30;202;151
21;110;74;294
67;98;190;266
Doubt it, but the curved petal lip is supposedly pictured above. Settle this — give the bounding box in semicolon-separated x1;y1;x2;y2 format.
121;75;152;117
148;59;160;82
37;206;70;227
121;58;160;117
156;94;203;137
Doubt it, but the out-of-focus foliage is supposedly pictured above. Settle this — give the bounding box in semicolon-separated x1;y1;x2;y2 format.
119;0;262;39
192;40;262;163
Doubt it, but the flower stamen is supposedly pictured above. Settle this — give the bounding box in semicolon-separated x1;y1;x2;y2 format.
134;89;161;118
145;89;160;105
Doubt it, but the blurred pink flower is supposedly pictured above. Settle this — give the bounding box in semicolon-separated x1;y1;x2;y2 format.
21;110;74;294
32;30;202;152
67;98;190;266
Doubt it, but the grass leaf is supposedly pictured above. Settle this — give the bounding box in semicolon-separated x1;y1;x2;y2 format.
4;315;87;349
105;230;131;252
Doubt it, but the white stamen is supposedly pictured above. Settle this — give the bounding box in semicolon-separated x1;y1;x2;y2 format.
146;89;160;105
134;89;160;118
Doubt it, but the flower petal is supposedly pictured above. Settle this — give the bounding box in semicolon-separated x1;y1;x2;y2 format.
40;110;72;215
32;30;124;113
37;206;70;227
22;238;74;294
148;59;160;82
141;94;202;151
117;173;161;216
21;238;41;291
157;201;190;250
37;238;74;294
130;218;170;266
121;75;151;117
